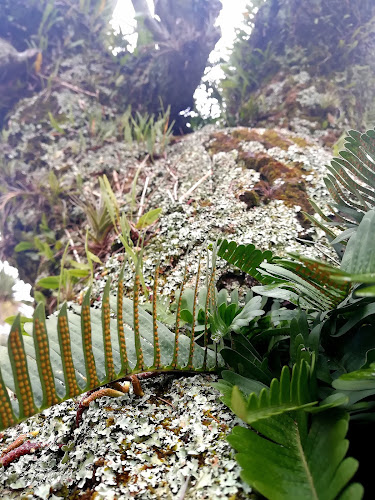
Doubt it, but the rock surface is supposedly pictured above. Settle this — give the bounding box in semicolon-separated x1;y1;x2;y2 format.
0;374;252;499
0;119;339;498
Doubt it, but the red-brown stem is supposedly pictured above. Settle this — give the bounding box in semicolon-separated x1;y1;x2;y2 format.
0;441;44;467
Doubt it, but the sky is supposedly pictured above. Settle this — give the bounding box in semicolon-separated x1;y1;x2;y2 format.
0;0;251;332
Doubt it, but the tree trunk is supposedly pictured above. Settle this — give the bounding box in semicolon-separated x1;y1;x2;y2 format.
128;0;222;132
223;0;375;134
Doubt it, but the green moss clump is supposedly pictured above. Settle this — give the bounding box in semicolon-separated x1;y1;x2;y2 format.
239;190;260;208
292;136;310;148
261;130;293;150
232;128;263;142
206;132;241;154
274;180;313;214
259;159;293;182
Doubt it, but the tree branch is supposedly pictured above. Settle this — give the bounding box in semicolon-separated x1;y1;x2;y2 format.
130;0;169;42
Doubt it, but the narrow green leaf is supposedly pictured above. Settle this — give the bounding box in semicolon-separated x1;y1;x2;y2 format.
37;276;60;289
136;207;162;229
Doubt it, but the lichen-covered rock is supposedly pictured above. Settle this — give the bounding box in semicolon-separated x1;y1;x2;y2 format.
1;111;336;298
0;374;252;499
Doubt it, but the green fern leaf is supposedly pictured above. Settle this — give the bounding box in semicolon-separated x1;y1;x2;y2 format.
309;127;375;246
227;410;363;500
217;239;275;282
341;209;375;275
227;361;317;423
0;262;219;432
217;240;351;311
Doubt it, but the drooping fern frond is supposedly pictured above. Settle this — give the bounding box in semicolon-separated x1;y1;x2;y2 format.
255;255;351;310
306;127;375;249
217;239;351;311
0;260;218;432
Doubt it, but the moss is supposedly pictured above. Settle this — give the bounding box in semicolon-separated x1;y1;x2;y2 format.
239;189;260;208
206;131;242;155
213;133;316;213
239;153;314;215
261;129;293;150
259;159;292;182
238;151;269;170
208;128;298;159
274;179;313;214
232;128;263;142
292;136;310;148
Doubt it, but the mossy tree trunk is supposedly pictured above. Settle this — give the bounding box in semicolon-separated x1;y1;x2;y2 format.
223;0;375;135
128;0;222;132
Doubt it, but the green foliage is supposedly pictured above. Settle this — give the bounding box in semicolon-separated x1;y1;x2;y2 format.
222;0;375;128
306;128;375;253
213;128;375;497
217;240;275;282
217;239;351;311
0;262;218;432
228;410;363;500
121;105;174;158
218;358;349;424
180;286;265;343
218;202;375;310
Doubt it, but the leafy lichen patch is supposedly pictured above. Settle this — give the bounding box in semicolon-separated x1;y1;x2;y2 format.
0;375;251;499
87;125;336;305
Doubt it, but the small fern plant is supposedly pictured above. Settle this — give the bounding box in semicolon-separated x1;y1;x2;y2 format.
0;258;219;432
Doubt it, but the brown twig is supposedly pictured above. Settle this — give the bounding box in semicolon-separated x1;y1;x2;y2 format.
157;397;175;409
39;73;98;98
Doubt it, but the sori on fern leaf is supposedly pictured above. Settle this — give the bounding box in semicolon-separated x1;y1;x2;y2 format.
0;253;221;432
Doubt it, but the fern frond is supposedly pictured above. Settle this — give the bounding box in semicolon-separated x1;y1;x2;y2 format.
152;262;161;369
116;265;130;374
171;255;188;369
308;127;375;247
187;253;202;369
263;255;351;307
227;360;317;423
228;410;363;500
81;289;100;389
218;240;351;311
0;261;219;432
217;239;275;282
133;265;145;372
102;277;115;382
57;303;81;399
